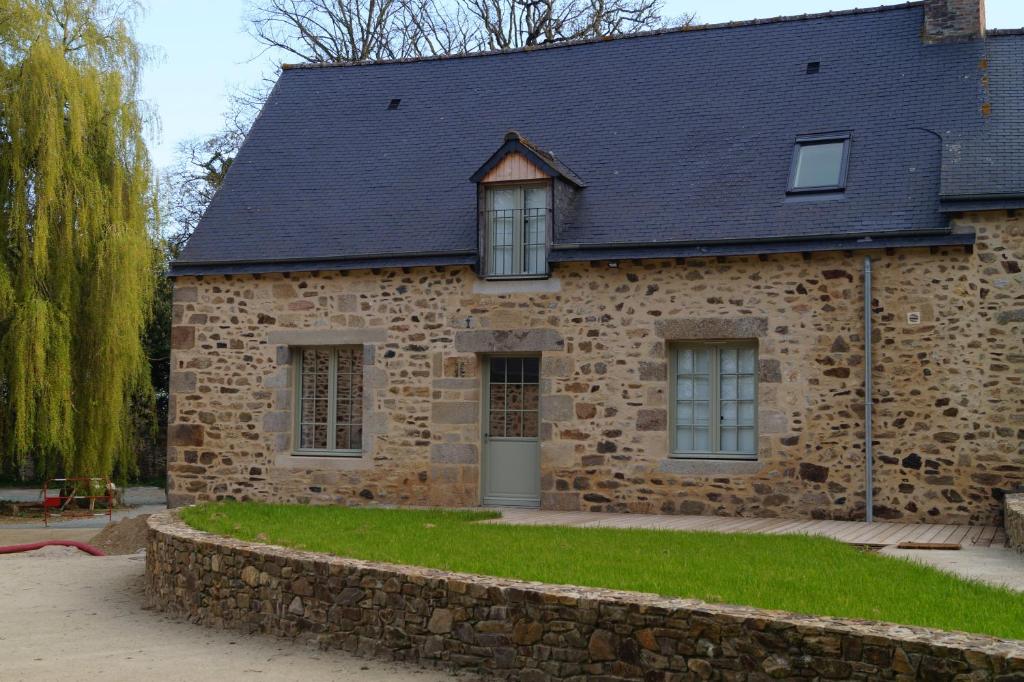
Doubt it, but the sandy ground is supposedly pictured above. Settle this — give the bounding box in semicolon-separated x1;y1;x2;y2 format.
0;551;460;682
879;545;1024;592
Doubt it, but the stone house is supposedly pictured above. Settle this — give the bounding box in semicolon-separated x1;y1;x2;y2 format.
167;0;1023;525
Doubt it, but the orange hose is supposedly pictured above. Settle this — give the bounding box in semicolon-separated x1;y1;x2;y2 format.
0;540;106;556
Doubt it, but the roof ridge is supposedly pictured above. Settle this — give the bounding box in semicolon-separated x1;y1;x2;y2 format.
988;29;1024;37
281;2;925;72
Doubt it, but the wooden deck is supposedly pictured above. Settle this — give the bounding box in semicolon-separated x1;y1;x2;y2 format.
487;509;1008;548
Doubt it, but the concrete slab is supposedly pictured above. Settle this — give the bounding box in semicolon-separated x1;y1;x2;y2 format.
879;546;1024;592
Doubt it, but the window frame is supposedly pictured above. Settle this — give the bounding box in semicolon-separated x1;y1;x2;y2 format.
483;354;542;441
669;340;759;461
291;346;364;458
482;181;551;279
787;133;851;194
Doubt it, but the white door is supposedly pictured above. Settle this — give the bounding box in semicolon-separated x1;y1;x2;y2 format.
482;356;541;507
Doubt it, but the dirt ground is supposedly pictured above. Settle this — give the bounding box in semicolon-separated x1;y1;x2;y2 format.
89;513;151;554
0;551;461;681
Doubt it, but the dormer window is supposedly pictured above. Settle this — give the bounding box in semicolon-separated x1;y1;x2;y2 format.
788;133;851;193
471;131;585;280
486;184;549;277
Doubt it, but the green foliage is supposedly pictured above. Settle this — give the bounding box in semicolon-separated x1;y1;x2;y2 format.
183;502;1024;641
0;0;155;478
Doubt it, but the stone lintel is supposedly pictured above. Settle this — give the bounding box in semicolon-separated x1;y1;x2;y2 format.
267;328;388;346
454;329;564;353
655;317;768;340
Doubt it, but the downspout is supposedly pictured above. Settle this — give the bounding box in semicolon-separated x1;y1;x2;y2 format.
863;256;874;524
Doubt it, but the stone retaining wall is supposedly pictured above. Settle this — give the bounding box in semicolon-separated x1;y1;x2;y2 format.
1007;494;1024;553
146;512;1024;680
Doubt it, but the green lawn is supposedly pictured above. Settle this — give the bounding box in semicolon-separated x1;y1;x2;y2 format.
181;502;1024;640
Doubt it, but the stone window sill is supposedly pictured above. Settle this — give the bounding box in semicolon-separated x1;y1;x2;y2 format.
275;453;373;471
658;458;763;476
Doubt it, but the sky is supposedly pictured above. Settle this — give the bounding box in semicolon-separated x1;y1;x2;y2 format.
136;0;1024;170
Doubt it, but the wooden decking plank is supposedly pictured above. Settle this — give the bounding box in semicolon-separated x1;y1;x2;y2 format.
920;524;954;543
961;525;984;545
845;522;895;544
804;521;845;538
751;519;793;534
862;523;905;545
784;521;825;537
903;524;939;543
720;516;770;532
976;525;997;547
881;524;922;545
863;524;903;544
733;518;780;532
946;525;973;546
837;524;876;543
681;516;730;531
729;518;774;531
991;528;1008;548
936;525;966;545
930;524;960;544
921;525;950;544
491;512;1002;552
734;519;777;533
907;523;939;543
764;519;813;535
834;521;878;542
875;522;916;544
761;520;799;535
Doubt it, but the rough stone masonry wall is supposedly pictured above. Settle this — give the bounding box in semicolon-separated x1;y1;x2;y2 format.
146;512;1024;681
1007;494;1024;552
167;211;1024;524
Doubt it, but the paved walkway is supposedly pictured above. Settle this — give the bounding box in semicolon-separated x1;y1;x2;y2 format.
0;551;456;681
488;508;1008;548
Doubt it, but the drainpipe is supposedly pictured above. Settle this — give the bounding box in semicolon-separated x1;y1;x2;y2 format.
863;256;874;524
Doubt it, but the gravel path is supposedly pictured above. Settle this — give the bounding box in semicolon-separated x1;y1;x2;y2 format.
0;552;460;681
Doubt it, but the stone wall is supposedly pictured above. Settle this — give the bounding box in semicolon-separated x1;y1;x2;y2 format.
1007;494;1024;553
146;512;1024;680
167;211;1024;524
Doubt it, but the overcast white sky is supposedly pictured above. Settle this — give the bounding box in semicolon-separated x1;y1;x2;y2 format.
137;0;1024;169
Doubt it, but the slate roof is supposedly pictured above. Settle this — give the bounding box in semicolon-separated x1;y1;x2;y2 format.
940;32;1024;206
173;2;1017;276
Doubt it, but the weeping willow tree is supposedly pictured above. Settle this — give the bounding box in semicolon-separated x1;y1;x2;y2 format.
0;0;155;479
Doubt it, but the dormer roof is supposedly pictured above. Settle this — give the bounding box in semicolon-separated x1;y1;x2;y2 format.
470;131;586;188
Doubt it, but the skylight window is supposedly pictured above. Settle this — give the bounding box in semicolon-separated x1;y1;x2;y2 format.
788;134;851;193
